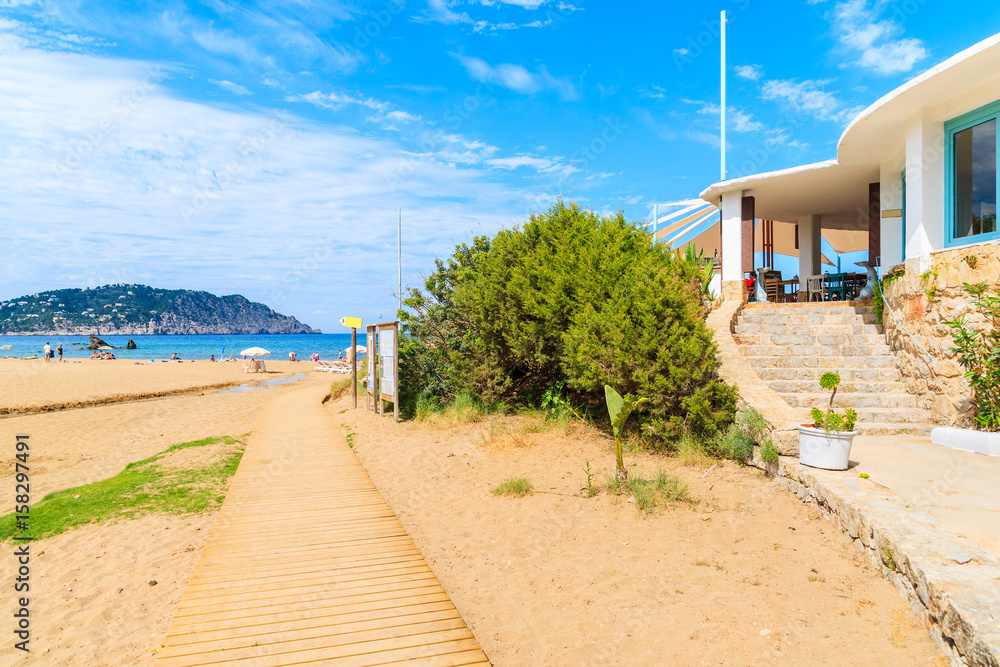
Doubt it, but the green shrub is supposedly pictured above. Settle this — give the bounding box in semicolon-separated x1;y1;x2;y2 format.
399;201;736;445
759;440;780;463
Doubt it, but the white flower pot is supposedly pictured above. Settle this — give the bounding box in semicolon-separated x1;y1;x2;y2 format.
797;424;857;470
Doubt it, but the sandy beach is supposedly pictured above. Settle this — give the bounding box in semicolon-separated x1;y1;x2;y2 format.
0;360;945;666
0;360;326;666
332;395;946;666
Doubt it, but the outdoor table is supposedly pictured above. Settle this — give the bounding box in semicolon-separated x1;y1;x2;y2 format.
775;279;799;303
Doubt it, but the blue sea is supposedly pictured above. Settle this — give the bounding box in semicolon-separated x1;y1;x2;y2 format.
0;333;363;361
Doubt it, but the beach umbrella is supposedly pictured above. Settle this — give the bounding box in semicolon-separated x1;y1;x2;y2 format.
354;345;367;353
240;347;271;356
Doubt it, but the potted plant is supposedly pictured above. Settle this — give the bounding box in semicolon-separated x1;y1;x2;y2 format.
797;372;858;470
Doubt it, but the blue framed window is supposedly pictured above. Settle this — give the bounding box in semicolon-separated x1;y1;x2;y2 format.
946;100;1000;247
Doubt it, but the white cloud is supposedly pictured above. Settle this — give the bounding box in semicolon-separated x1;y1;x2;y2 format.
0;45;534;330
690;100;764;133
454;54;578;100
760;78;860;123
421;0;572;31
210;79;252;96
734;64;763;81
637;84;666;99
828;0;928;74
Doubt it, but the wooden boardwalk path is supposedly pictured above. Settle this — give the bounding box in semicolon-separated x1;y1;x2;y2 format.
156;382;489;667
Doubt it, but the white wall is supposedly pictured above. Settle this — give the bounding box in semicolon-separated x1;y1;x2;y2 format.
879;162;904;268
720;190;743;282
797;215;822;293
904;109;946;269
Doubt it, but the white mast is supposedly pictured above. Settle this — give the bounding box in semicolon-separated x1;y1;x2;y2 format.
720;10;727;181
397;208;402;317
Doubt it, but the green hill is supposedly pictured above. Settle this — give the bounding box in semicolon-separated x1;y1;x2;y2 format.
0;284;317;335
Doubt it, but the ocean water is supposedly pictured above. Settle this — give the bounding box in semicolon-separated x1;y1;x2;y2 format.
0;333;365;361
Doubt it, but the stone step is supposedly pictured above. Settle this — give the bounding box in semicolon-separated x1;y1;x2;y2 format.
752;367;901;382
781;392;918;409
736;333;887;347
739;313;879;326
734;323;884;336
745;305;875;316
767;379;903;394
740;343;892;357
745;355;898;370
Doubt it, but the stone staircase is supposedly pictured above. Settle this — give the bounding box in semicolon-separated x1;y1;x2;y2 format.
734;302;934;435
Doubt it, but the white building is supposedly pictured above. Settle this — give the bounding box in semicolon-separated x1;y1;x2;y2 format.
701;32;1000;298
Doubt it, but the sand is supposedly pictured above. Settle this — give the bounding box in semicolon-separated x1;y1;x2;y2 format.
0;358;311;414
332;399;947;666
0;358;946;665
0;363;328;666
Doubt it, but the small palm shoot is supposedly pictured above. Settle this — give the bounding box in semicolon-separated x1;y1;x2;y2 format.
604;385;649;484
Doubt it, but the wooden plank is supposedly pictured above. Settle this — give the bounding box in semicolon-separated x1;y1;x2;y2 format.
156;383;488;667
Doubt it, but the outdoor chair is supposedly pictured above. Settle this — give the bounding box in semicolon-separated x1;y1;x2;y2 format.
825;273;848;301
806;275;825;301
762;269;783;303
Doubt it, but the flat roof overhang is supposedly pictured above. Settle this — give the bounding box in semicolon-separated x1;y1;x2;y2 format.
699;32;1000;230
699;160;879;230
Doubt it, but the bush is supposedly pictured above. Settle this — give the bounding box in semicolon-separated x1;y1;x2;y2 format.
400;201;736;446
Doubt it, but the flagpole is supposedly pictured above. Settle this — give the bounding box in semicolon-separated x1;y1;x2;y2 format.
721;10;727;181
398;208;402;317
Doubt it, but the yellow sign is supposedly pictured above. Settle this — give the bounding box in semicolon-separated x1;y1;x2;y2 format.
881;209;903;218
339;316;362;329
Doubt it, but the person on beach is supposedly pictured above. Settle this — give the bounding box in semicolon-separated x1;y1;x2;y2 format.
43;341;51;363
338;349;343;361
288;352;296;362
171;353;180;360
57;343;63;361
210;355;216;362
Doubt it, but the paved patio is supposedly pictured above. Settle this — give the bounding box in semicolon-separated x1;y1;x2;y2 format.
758;436;1000;666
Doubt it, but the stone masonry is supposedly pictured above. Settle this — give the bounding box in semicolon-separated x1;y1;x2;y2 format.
734;300;935;436
881;241;1000;426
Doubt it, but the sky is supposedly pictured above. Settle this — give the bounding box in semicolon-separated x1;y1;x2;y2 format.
2;1;1000;331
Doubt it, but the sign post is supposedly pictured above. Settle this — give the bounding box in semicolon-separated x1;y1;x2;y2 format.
377;321;399;423
366;324;377;412
340;316;362;408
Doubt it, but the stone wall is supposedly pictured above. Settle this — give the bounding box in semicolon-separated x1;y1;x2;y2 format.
881;241;1000;426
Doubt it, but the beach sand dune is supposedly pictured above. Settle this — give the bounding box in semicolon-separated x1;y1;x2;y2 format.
333;397;946;666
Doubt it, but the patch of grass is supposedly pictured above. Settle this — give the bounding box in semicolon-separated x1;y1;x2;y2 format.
858;472;870;479
417;391;489;427
882;547;897;571
759;440;780;463
329;378;353;400
675;433;713;467
340;424;357;448
580;460;598;498
491;476;533;497
605;468;693;514
2;436;244;542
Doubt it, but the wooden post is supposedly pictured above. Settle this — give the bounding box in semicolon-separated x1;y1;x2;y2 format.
869;182;881;266
393;322;399;423
351;326;357;409
741;196;755;275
